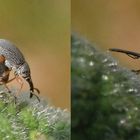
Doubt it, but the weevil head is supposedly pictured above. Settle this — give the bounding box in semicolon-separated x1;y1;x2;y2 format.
17;62;34;91
17;62;31;80
17;62;40;101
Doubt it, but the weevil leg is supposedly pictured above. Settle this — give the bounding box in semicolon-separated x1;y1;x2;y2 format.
109;48;140;59
34;88;40;94
127;54;140;59
0;70;11;93
26;78;40;101
30;87;40;102
15;76;24;97
2;75;18;102
3;74;16;93
30;91;40;102
132;69;140;74
6;75;16;83
3;83;11;93
0;55;5;63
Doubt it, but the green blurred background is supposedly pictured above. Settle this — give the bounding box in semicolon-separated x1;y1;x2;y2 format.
72;0;140;71
0;0;70;109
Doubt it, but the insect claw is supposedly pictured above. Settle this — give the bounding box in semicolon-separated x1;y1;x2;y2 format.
26;78;40;101
30;89;40;102
34;88;40;94
34;94;40;102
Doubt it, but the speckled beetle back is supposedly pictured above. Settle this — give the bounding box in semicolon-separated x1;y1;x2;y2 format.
0;39;25;67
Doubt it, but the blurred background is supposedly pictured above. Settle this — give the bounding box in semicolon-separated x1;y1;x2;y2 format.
0;0;70;110
72;0;140;71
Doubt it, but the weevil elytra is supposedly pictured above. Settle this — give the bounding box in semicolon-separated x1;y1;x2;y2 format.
0;39;40;101
109;48;140;74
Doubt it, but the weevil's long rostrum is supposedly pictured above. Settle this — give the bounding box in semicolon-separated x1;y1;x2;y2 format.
0;39;40;101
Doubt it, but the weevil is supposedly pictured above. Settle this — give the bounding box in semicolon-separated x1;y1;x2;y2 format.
109;48;140;74
0;39;40;101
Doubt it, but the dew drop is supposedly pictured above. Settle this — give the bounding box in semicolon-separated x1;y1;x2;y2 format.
78;57;85;63
102;75;109;81
128;115;132;119
102;58;108;63
89;61;94;66
108;62;118;67
120;119;126;124
134;107;138;111
127;88;138;93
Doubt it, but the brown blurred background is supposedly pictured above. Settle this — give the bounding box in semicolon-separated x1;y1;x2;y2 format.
72;0;140;72
0;1;70;110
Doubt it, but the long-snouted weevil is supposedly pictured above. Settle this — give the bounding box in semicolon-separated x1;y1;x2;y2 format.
109;48;140;74
0;39;40;101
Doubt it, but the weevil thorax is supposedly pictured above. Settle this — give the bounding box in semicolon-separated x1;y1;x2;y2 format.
16;62;31;80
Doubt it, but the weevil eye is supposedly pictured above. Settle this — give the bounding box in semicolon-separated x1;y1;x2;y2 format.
18;62;31;79
22;71;27;75
21;69;30;79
